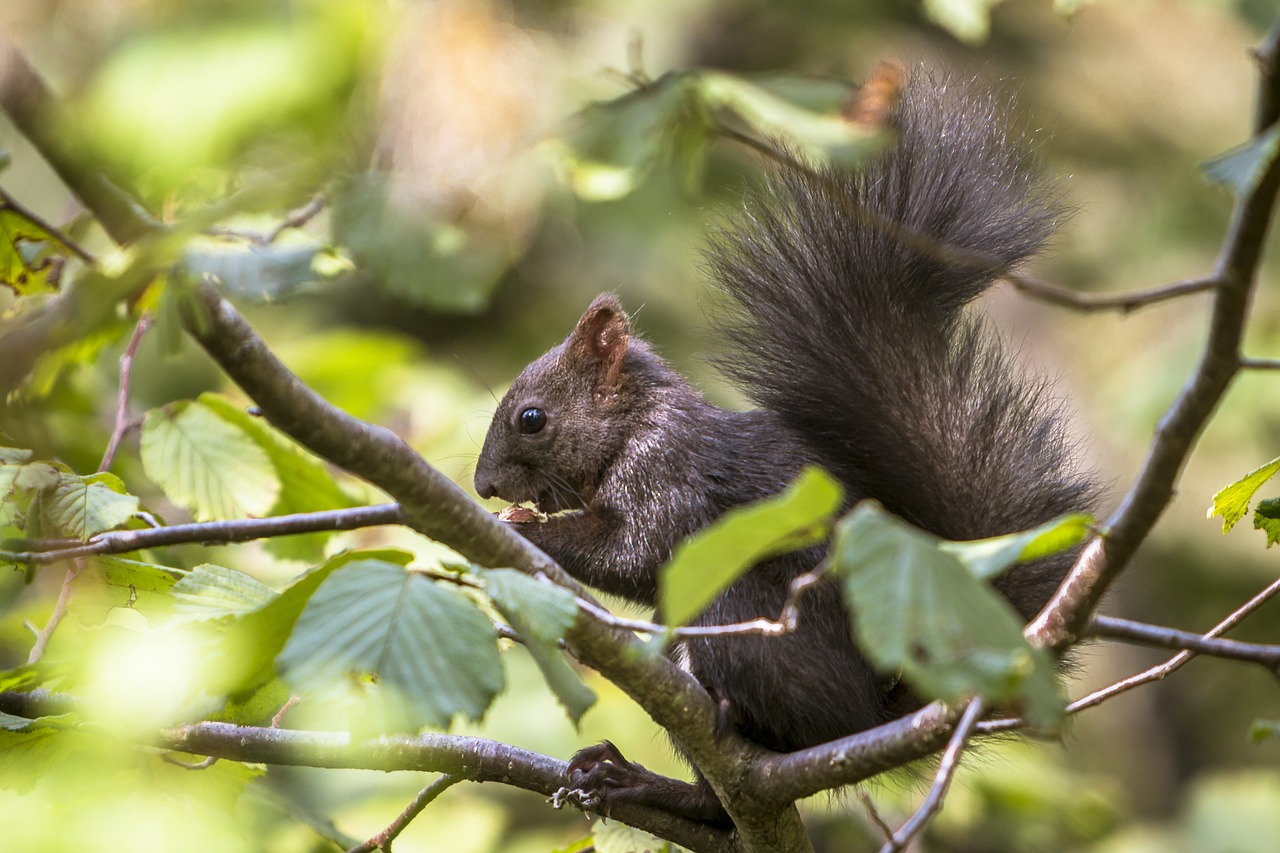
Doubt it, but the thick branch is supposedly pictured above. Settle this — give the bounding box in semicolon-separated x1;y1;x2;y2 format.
1029;18;1280;649
0;690;731;853
1;504;405;564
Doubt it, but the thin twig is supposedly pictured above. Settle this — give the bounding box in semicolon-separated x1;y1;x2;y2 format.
1088;614;1280;670
207;195;328;245
880;698;986;853
346;775;461;853
27;563;83;664
161;754;218;770
857;789;895;843
0;188;96;263
573;564;826;639
980;575;1280;734
98;313;153;472
1239;356;1280;370
1002;274;1221;313
1;504;404;564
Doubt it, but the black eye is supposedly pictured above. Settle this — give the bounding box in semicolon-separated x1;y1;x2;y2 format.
519;407;547;435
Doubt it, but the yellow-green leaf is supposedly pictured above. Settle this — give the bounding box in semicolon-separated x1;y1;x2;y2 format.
1208;456;1280;533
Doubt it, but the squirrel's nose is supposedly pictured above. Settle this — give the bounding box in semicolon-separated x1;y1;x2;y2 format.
474;465;497;500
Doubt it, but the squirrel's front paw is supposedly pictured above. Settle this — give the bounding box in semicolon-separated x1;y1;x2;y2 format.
557;740;649;815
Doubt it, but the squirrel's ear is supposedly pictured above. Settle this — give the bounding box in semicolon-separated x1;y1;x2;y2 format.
567;293;630;393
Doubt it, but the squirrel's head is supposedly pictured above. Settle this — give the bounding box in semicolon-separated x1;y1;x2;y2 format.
475;293;651;513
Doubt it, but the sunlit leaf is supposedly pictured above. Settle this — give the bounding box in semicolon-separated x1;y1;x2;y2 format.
1208;456;1280;533
0;202;76;296
1203;125;1280;196
198;393;356;562
181;242;338;302
834;502;1062;727
923;0;1007;44
172;563;279;618
484;568;595;724
278;559;504;732
1253;498;1280;548
594;820;682;853
71;556;184;626
75;10;371;191
660;466;842;627
141;399;280;521
1250;720;1280;742
940;513;1092;580
41;472;140;542
0;719;85;793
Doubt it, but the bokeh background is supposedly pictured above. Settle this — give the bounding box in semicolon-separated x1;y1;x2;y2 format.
2;1;1279;850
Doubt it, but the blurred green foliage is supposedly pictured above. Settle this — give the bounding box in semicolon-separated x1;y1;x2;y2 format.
0;0;1278;851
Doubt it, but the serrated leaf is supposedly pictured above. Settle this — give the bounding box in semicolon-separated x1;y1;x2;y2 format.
1203;125;1280;196
484;568;595;724
0;202;75;296
278;559;504;732
173;563;279;618
71;556;184;626
1253;498;1280;548
940;513;1092;580
42;472;140;541
1208;456;1280;533
660;466;842;627
834;502;1062;727
204;549;414;696
141;399;280;521
198;393;356;562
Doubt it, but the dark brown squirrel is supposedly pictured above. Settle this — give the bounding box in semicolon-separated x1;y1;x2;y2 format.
474;69;1097;825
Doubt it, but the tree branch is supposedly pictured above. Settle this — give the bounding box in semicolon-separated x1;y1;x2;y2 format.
1028;16;1280;650
0;689;733;853
346;774;461;853
880;698;985;853
98;313;152;473
1088;614;1280;670
1;504;405;564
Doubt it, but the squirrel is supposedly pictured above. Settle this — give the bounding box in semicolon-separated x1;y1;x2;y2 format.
474;68;1098;825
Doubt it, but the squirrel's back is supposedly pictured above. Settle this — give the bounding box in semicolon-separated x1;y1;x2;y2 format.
710;70;1097;609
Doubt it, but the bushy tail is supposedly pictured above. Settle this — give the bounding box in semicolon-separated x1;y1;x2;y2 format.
710;70;1096;609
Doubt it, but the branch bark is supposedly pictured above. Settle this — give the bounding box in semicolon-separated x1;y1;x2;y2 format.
1028;17;1280;650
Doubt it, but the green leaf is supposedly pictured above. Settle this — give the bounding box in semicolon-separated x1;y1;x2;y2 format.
1249;720;1280;743
923;0;1007;44
593;820;682;853
0;720;86;792
660;466;843;627
833;502;1063;727
1208;456;1280;533
141;399;281;521
206;550;414;696
41;472;140;542
277;559;504;732
198;393;357;562
484;568;595;724
181;241;339;302
940;513;1092;581
172;563;279;618
71;556;184;626
0;201;76;296
331;174;511;313
1253;498;1280;548
698;72;883;165
1204;125;1280;196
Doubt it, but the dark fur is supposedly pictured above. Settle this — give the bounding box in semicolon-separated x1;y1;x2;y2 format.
475;70;1096;824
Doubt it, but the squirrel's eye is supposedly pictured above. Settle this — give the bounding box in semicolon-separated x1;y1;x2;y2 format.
518;407;547;435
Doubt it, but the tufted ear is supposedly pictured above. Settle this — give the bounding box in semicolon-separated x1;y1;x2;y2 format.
566;293;631;394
